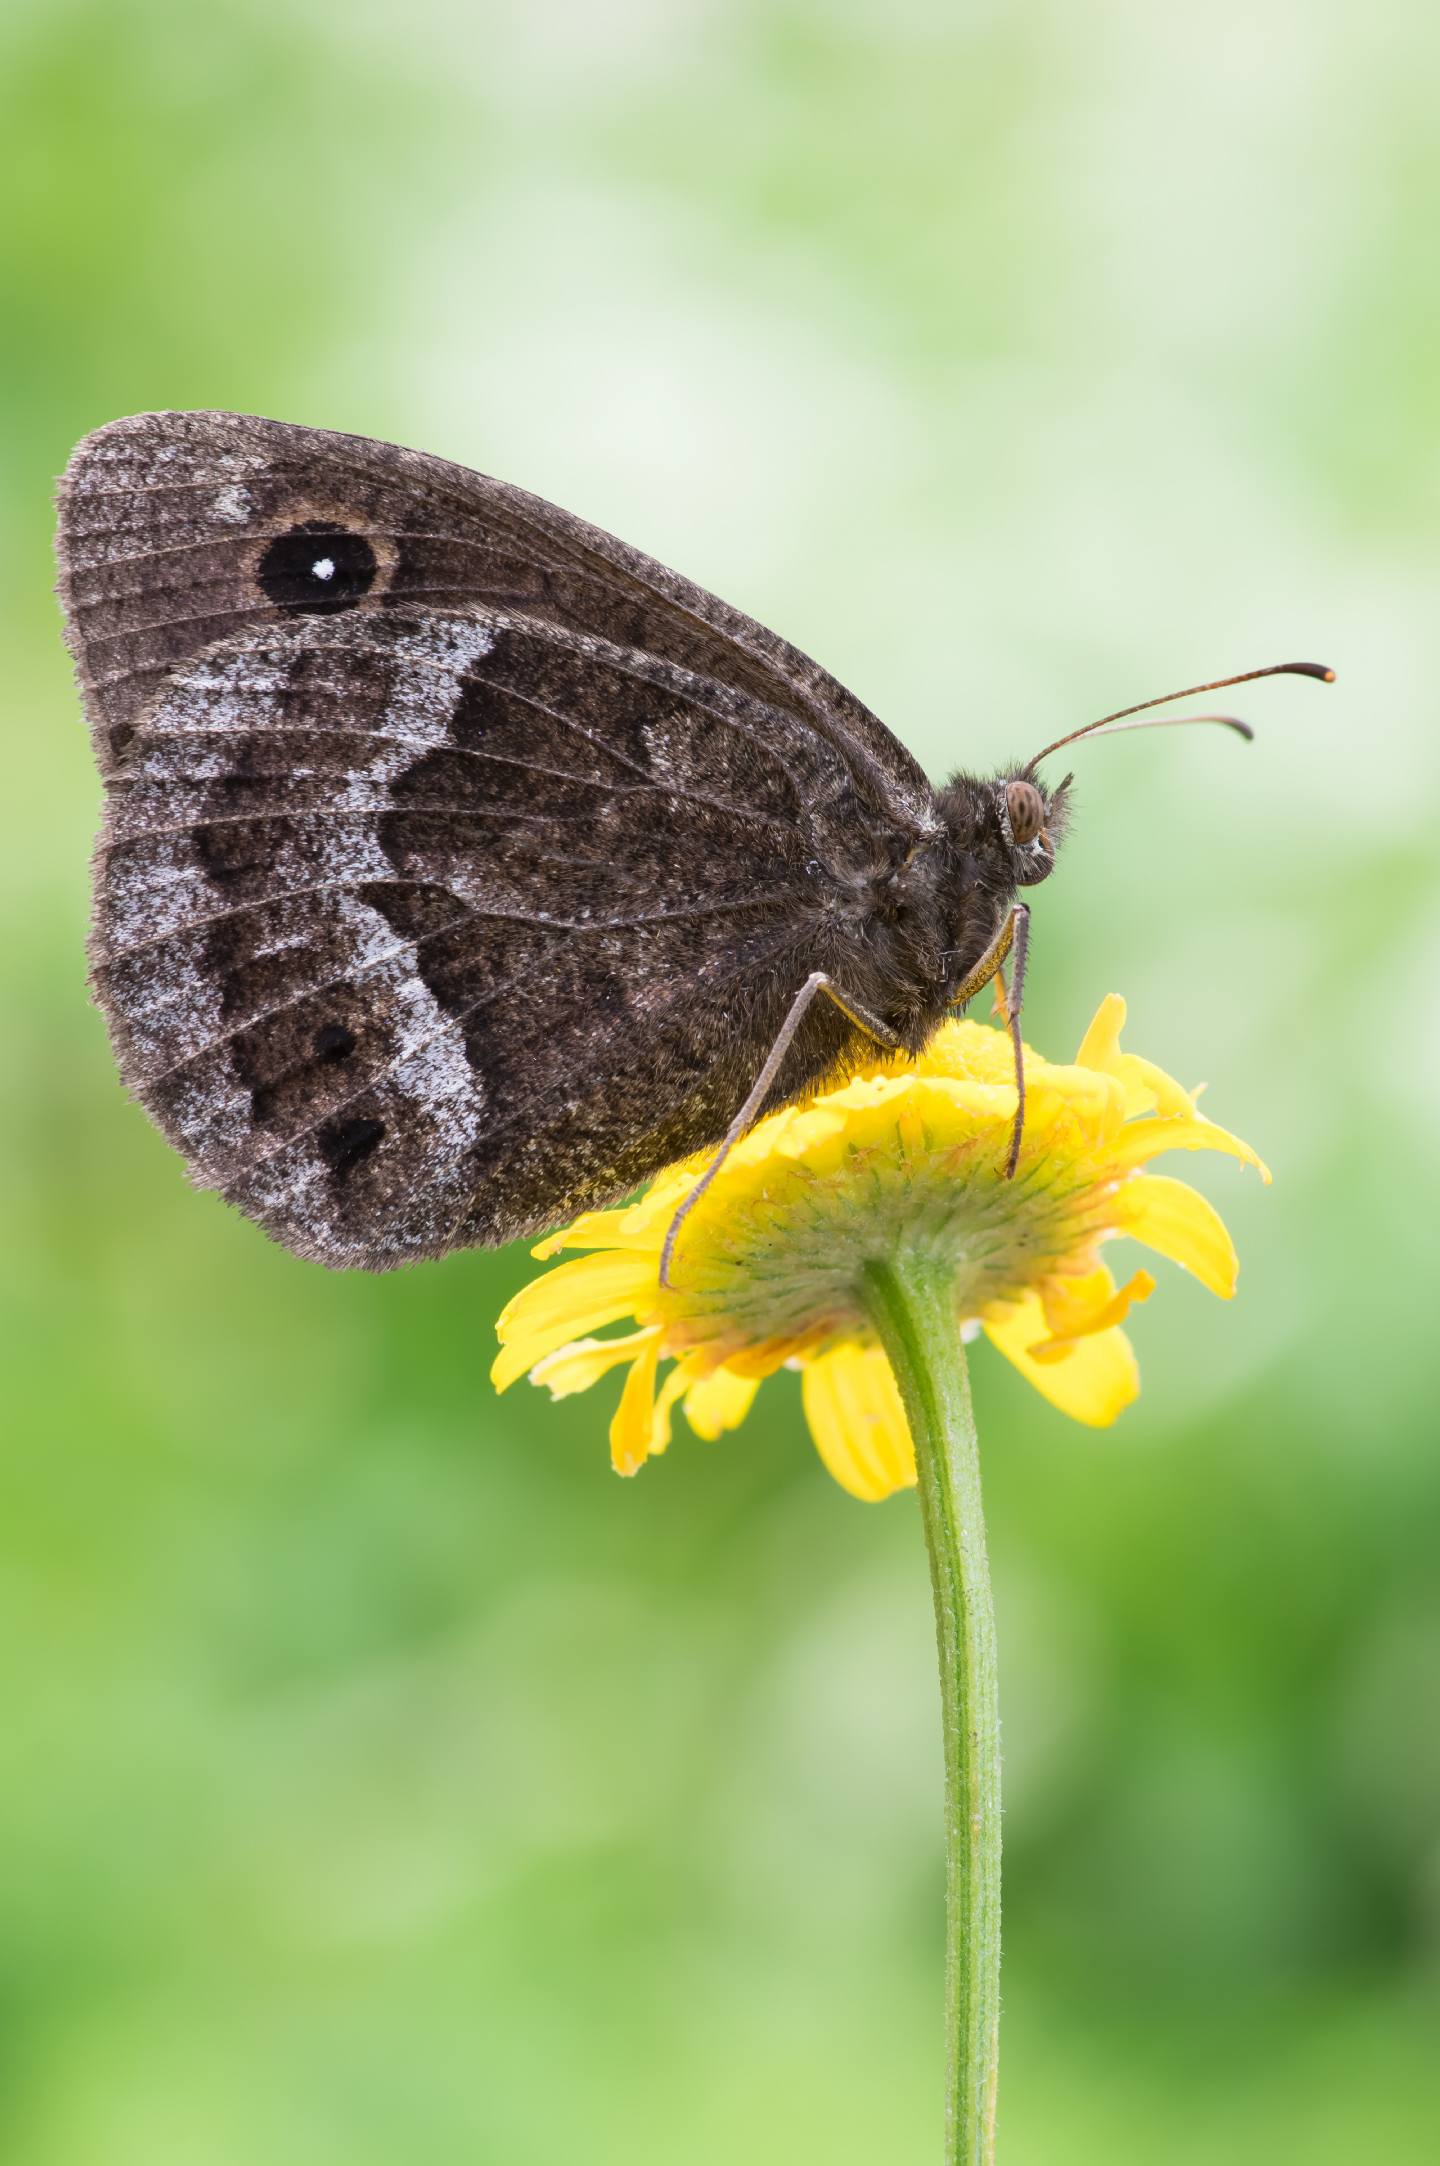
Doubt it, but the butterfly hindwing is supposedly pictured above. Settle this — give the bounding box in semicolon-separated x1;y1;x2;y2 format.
59;412;942;1265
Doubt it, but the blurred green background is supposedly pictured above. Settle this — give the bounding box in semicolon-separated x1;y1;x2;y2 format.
4;2;1438;2159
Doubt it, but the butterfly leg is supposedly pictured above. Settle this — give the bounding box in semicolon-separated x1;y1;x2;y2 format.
944;904;1031;1178
1000;903;1031;1178
946;908;1018;1013
659;972;900;1289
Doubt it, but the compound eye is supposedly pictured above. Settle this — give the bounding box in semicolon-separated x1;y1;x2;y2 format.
1006;778;1045;846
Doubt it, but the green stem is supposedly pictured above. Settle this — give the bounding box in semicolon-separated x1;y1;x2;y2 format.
864;1257;1001;2166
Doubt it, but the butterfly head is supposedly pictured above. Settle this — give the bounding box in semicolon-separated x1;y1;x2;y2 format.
975;661;1338;899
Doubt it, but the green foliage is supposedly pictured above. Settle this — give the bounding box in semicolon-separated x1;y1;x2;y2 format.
3;2;1437;2156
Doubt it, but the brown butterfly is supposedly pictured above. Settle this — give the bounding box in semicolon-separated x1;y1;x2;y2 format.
55;412;1330;1277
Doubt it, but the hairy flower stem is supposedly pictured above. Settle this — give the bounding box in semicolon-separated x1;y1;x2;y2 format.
864;1258;1001;2166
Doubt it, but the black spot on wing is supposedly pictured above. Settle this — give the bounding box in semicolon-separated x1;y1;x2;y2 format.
318;1115;386;1174
258;522;377;615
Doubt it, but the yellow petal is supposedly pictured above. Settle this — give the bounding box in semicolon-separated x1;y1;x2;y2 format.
609;1333;661;1477
1110;1173;1239;1298
492;1250;660;1391
984;1293;1139;1425
1075;994;1195;1120
1032;1264;1153;1350
528;1328;662;1399
722;1329;828;1379
530;1166;698;1258
648;1363;693;1456
531;1207;656;1259
1020;1065;1123;1126
1074;993;1129;1074
1109;1113;1270;1183
1119;1056;1200;1120
682;1366;760;1441
801;1344;917;1502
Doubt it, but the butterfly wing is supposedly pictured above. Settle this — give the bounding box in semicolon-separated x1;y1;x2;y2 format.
58;411;939;1266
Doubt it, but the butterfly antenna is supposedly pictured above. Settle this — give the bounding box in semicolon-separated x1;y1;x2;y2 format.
1024;661;1334;775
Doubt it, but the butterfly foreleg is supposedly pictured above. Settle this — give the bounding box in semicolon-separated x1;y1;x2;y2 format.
999;903;1031;1178
946;908;1018;1014
658;971;900;1289
943;903;1031;1178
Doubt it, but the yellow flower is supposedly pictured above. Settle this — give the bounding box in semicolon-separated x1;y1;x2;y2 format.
492;995;1267;1502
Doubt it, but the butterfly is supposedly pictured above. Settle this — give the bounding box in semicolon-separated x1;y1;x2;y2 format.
56;412;1330;1278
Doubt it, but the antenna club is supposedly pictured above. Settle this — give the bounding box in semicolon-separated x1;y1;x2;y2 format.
1284;661;1336;682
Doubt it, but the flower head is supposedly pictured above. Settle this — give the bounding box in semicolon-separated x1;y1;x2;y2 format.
492;995;1267;1501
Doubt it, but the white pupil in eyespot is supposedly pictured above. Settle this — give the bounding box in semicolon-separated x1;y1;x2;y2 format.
311;556;336;582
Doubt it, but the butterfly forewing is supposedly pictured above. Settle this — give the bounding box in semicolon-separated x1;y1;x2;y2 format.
60;411;935;811
58;412;941;1266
